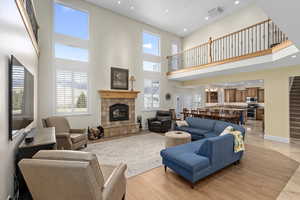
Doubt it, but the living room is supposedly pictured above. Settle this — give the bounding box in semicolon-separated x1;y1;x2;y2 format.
1;0;300;200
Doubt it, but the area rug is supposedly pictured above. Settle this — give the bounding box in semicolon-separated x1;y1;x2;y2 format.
84;133;165;177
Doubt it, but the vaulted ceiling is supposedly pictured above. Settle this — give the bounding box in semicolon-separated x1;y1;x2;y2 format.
85;0;254;37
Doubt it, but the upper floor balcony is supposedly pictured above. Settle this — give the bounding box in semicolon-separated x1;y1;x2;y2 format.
167;19;297;81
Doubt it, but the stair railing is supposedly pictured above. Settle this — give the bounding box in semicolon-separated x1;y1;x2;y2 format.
167;19;289;73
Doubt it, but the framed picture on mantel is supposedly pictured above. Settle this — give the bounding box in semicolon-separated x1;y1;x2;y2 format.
111;67;129;90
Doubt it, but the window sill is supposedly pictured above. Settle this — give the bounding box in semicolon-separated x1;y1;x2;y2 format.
142;109;160;112
54;113;92;117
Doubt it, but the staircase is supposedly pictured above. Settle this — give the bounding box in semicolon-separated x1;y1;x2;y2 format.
290;76;300;139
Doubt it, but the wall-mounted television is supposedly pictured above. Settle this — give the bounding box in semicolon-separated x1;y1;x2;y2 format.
8;55;34;140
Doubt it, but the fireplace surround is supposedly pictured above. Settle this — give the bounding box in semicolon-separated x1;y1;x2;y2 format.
99;90;140;138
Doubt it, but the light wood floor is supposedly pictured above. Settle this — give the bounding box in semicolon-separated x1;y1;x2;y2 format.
126;144;299;200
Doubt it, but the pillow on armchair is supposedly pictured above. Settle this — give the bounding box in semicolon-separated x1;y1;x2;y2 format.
176;120;189;128
220;126;235;136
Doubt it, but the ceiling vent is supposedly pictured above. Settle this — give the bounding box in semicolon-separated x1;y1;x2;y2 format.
207;6;224;18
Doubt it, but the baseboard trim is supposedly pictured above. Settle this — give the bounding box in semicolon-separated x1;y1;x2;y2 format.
264;135;290;143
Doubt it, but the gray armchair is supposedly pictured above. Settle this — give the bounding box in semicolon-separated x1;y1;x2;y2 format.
42;116;88;150
18;150;127;200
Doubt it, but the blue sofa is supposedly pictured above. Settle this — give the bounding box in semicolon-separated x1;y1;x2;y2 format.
175;117;245;140
161;118;245;187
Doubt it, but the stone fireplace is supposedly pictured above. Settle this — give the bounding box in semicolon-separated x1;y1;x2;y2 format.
99;90;140;138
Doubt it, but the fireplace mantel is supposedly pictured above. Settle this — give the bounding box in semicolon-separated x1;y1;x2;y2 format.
98;90;140;99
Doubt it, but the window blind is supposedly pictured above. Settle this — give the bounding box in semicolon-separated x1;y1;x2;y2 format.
56;70;88;114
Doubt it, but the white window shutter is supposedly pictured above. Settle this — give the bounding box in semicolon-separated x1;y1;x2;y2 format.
56;70;73;113
73;72;88;112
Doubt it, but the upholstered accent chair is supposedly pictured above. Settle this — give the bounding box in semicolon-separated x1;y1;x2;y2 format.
42;116;88;150
18;150;127;200
148;110;172;133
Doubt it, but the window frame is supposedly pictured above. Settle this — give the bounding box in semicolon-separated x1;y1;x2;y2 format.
53;1;90;40
142;30;161;57
143;61;161;73
143;79;160;110
55;70;89;115
52;1;91;116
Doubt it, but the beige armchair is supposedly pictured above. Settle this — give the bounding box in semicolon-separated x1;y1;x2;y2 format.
42;116;88;150
18;150;127;200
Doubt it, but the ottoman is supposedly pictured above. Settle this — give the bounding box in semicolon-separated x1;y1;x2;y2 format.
165;131;191;148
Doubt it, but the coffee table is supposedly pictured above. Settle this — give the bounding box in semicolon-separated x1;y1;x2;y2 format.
165;131;191;148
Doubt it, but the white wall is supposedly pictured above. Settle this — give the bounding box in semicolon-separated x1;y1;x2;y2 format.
183;3;268;50
0;0;38;199
35;0;181;129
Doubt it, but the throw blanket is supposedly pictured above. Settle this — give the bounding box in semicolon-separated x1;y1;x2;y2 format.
228;130;245;153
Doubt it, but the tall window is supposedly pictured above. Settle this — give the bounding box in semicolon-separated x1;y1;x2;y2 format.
53;3;89;115
143;32;160;56
192;94;202;108
172;42;179;55
143;31;161;109
143;61;161;73
54;3;89;40
144;80;160;109
171;41;180;70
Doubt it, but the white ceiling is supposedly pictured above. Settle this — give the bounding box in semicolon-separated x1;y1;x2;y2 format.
85;0;254;37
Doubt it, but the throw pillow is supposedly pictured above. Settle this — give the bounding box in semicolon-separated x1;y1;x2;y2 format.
220;126;235;136
176;120;189;127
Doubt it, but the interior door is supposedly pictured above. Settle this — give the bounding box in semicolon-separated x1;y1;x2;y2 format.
176;95;184;118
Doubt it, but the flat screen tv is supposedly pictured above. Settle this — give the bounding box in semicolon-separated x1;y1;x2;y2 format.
8;55;34;140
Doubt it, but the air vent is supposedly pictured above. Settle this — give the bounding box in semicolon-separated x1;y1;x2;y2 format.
207;6;224;18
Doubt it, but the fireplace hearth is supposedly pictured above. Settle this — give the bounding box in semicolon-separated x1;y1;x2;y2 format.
109;103;129;122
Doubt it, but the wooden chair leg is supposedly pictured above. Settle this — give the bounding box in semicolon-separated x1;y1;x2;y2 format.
164;165;167;172
122;194;126;200
190;182;195;189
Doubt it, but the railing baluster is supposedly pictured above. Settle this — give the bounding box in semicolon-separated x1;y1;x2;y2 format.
167;19;289;73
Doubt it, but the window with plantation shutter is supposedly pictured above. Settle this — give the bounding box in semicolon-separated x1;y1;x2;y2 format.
56;70;88;114
142;31;161;110
53;3;90;115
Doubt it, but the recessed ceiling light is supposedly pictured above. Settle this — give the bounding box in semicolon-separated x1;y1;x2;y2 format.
165;9;169;13
234;0;240;5
117;1;121;5
205;16;209;20
292;55;297;58
183;28;187;32
130;5;134;10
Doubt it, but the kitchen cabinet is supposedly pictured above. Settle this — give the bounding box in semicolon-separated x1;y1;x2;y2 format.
258;89;264;103
206;92;218;103
224;89;236;103
235;90;247;102
246;87;259;98
256;107;264;120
